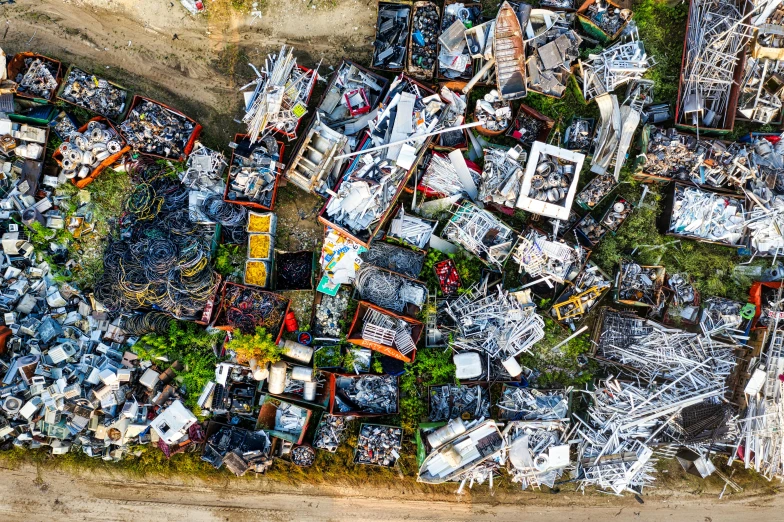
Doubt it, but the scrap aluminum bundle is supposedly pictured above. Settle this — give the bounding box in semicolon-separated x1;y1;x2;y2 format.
355;424;402;467
15;58;58;99
313;413;349;452
496;388;569;421
182;142;227;195
445;282;545;359
325;78;445;236
387;208;435;249
511;229;583;284
443;201;515;267
241;45;317;142
525;10;582;98
505;420;570;490
580;28;655;101
575;377;730;495
641;126;750;188
591;81;651;180
429;384;490;422
668;185;745;245
731;329;784;480
479;146;527;208
738;57;784;124
334;374;398;414
594;322;738;386
679;0;755;129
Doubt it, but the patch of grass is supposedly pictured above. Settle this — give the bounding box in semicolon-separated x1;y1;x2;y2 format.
633;0;689;102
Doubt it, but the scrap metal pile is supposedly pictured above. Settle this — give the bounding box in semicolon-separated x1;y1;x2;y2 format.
94;160;218;320
11;0;784;497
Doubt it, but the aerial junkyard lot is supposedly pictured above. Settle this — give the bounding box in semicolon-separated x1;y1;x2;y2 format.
3;0;784;513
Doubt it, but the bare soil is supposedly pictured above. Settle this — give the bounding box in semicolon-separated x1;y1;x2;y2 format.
0;464;783;521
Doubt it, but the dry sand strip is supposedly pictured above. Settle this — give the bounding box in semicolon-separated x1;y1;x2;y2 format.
0;466;781;522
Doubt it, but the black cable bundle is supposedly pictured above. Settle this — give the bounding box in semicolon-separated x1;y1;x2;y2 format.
95;161;218;320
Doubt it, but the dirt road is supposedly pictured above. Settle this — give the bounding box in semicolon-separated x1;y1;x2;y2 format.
0;465;780;522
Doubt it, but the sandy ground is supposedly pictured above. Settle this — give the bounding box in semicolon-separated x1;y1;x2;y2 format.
0;464;782;522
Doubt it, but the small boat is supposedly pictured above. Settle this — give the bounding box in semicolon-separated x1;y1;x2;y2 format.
417;419;505;484
494;1;527;101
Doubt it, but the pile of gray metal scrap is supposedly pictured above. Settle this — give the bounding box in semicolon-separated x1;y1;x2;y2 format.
421;150;481;199
700;297;748;340
241;45;319;142
574;371;735;495
429;384;490;422
445;279;544;365
442;200;516;267
593;319;739;385
0;117;48;191
0;261;200;459
677;0;754;130
731;325;784;480
525;10;582;98
313;413;348;452
202;424;272;475
639;126;750;188
738;56;784;125
739;1;784;125
437;3;485;81
590;80;652;180
387;207;436;249
227;136;280;208
182;142;228;224
505;420;571;491
333;374;398;414
668;184;745;245
318;61;387;142
355;424;402;466
496;387;569;421
324;76;446;238
743;136;784;256
579;27;655;101
511;229;584;286
479;145;527;208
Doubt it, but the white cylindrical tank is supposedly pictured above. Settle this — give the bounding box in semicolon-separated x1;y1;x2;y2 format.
427;418;467;449
278;340;314;364
268;361;288;394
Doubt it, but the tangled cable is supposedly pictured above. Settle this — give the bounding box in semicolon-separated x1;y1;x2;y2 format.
95;161;219;320
218;283;288;335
